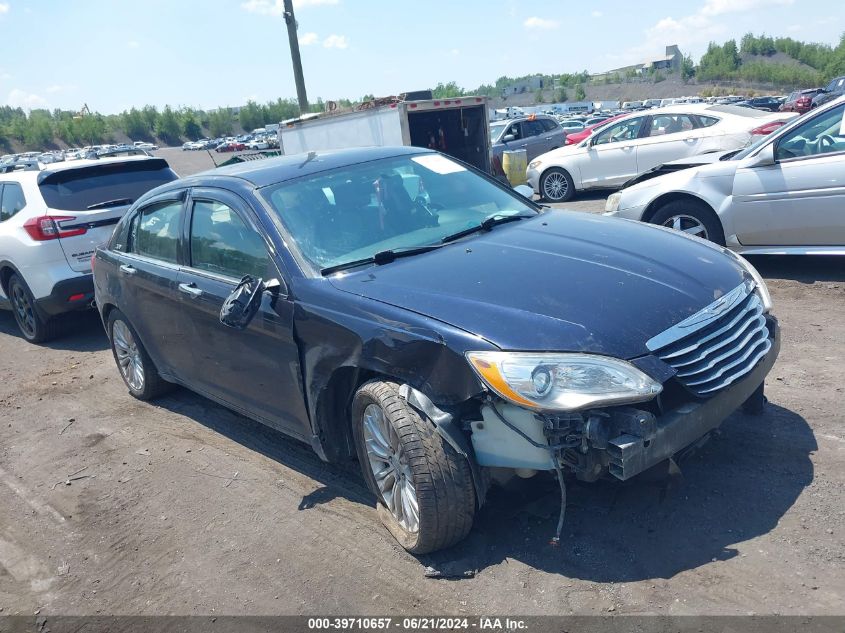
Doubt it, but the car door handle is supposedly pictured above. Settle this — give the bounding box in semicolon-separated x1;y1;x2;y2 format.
119;264;136;275
684;137;697;142
178;282;203;298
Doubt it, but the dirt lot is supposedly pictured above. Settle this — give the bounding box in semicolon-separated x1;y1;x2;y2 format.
1;151;844;617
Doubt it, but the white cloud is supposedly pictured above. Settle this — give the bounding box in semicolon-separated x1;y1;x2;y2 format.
700;0;794;16
299;31;319;45
523;16;559;30
449;48;460;56
45;84;76;94
0;3;9;14
591;10;603;18
0;71;11;80
6;88;49;109
322;34;348;49
241;0;338;15
127;40;139;48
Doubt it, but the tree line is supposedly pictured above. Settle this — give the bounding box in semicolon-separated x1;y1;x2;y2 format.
4;32;845;153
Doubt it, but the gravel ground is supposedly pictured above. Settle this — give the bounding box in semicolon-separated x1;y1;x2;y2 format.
0;148;843;617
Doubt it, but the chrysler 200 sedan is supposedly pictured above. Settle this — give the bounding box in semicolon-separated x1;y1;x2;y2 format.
93;147;780;554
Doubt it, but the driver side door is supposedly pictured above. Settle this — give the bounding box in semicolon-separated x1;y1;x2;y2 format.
175;187;311;439
732;102;845;246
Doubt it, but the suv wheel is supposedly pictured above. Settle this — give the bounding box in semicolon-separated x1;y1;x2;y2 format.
352;380;476;554
540;167;575;202
108;309;172;400
8;273;61;343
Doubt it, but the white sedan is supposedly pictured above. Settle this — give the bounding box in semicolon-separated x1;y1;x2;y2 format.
604;96;845;254
526;104;795;202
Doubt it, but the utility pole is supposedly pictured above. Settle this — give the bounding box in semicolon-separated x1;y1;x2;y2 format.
283;0;309;114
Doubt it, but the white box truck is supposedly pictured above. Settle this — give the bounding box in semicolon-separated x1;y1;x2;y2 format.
278;97;492;173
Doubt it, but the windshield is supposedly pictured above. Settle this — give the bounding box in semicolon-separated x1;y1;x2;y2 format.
259;153;537;273
489;122;507;142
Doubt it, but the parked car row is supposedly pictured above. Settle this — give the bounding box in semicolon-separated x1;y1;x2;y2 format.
182;132;279;153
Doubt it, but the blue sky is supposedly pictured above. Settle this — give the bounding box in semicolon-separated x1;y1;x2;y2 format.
0;0;842;114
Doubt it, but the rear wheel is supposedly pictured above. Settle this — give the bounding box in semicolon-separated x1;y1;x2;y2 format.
352;380;475;554
540;167;575;202
8;273;60;343
107;309;172;400
650;199;726;246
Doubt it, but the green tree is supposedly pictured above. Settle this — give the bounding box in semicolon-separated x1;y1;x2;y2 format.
239;100;264;132
121;108;147;140
155;106;181;144
180;109;202;140
534;88;545;104
574;84;586;101
208;108;234;137
681;54;696;81
431;82;463;98
555;86;567;102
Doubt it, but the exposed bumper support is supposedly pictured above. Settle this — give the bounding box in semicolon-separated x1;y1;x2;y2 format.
607;326;781;480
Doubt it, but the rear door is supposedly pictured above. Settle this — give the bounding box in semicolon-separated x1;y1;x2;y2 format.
37;158;178;273
636;113;702;174
175;188;310;438
111;194;188;377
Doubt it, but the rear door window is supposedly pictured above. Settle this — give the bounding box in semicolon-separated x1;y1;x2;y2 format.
129;201;183;264
38;159;178;211
0;183;26;221
522;120;545;137
189;200;269;279
646;114;697;137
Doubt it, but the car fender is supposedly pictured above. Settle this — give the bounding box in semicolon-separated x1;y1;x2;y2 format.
292;281;492;463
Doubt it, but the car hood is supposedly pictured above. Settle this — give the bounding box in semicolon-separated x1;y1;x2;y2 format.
328;211;747;359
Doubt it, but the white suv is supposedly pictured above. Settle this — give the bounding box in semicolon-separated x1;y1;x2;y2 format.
0;156;178;342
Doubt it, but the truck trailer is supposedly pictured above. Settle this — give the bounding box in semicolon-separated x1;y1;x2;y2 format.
278;97;492;174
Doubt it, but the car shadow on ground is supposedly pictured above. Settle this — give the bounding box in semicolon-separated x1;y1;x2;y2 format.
749;255;845;283
155;385;815;582
0;309;109;352
421;403;815;582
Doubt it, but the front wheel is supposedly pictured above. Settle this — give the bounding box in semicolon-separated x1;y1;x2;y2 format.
650;199;726;246
352;380;476;554
540;167;575;202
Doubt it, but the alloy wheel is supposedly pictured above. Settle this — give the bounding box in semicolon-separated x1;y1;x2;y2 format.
663;214;709;239
10;283;37;338
112;320;145;392
542;171;568;200
362;403;420;533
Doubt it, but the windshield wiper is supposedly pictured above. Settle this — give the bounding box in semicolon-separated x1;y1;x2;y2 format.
320;245;444;276
87;197;133;210
440;213;535;244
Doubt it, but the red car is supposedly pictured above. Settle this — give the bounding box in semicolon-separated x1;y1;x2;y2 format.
780;88;822;115
215;141;247;153
564;113;628;145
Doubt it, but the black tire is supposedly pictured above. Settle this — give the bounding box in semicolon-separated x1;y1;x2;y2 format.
7;273;61;343
107;309;172;401
650;199;726;246
351;380;476;554
540;167;575;202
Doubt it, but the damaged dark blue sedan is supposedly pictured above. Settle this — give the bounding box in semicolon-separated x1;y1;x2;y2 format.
93;147;779;554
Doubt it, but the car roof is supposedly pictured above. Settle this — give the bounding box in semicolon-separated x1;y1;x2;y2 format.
0;155;164;183
186;146;433;188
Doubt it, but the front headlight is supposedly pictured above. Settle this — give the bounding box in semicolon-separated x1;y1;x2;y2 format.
466;351;662;412
605;192;622;213
725;250;773;312
528;160;542;170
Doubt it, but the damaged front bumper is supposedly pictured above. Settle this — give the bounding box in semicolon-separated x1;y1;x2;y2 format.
470;325;781;482
607;326;780;479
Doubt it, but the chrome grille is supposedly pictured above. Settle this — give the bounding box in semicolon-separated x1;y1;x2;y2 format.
647;282;772;397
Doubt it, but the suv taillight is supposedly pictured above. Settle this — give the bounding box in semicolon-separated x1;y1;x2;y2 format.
23;215;87;241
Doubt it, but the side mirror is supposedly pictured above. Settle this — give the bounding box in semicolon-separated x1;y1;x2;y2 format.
743;142;776;168
513;184;534;199
503;134;516;142
220;275;266;329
